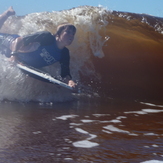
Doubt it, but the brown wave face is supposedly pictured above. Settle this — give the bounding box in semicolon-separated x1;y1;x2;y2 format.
80;10;163;102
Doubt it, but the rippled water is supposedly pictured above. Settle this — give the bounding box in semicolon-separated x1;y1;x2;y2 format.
0;98;163;163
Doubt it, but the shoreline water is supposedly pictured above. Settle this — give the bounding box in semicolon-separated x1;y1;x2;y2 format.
0;97;163;162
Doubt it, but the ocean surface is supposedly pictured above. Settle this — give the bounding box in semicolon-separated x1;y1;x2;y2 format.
0;6;163;163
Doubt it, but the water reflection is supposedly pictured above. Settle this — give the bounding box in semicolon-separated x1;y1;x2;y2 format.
0;99;162;162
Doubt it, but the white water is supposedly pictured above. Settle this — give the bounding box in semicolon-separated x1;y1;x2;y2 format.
0;6;111;102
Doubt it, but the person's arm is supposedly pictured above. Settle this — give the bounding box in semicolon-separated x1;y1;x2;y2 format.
60;48;76;88
0;7;15;29
60;48;72;79
22;31;54;46
11;31;55;53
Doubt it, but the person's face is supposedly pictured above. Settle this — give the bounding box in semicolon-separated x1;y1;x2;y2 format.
59;28;76;46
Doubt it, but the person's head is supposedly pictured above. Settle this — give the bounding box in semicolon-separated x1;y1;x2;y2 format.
55;23;76;48
56;23;76;37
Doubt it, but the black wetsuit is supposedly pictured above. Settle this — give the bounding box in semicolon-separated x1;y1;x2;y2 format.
0;31;72;78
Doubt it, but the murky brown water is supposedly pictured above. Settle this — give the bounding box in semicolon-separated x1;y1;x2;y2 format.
0;98;163;163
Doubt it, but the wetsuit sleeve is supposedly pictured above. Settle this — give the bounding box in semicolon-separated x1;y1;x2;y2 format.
60;48;72;79
22;31;55;46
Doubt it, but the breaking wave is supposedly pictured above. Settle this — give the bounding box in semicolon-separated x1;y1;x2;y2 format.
0;6;163;102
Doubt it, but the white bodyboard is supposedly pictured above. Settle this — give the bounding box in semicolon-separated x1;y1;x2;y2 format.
17;63;73;90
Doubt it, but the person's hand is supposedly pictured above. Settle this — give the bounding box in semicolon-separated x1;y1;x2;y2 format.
68;80;78;93
6;7;15;17
8;55;16;62
68;80;76;88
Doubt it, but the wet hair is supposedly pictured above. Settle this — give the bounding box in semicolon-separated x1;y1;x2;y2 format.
55;23;76;37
